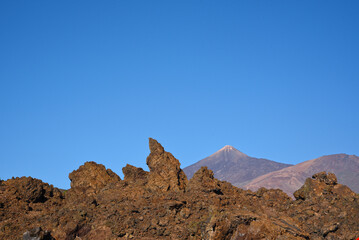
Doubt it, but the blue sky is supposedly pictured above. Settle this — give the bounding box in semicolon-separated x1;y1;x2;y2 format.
1;1;358;189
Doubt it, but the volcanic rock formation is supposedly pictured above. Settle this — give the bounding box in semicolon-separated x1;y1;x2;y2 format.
68;161;121;196
146;138;188;192
0;138;358;239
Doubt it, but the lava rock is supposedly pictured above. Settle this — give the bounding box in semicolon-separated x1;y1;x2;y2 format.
68;161;121;196
1;139;358;240
146;138;187;192
187;166;223;195
123;164;148;186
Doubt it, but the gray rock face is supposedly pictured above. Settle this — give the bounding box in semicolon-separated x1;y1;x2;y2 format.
23;227;54;240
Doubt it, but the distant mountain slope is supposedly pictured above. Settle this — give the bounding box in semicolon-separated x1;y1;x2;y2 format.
244;154;359;196
183;145;292;187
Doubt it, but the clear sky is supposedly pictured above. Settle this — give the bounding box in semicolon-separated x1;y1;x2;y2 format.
1;1;358;189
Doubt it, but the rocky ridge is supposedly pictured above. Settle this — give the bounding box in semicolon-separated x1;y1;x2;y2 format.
0;138;359;239
244;153;359;196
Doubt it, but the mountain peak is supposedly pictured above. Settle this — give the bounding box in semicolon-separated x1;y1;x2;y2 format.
183;144;292;185
218;145;247;157
220;145;235;151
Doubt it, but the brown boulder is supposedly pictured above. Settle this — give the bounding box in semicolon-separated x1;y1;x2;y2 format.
187;166;222;194
0;177;63;240
68;161;121;196
122;164;148;186
290;172;359;239
312;171;337;185
294;172;338;200
0;177;62;204
146;138;187;192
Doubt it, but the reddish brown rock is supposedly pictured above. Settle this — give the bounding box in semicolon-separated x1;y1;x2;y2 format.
1;139;359;240
68;161;121;196
290;172;359;239
146;138;187;192
0;177;63;240
312;171;337;185
187;166;223;194
294;171;338;200
0;177;62;204
122;164;148;186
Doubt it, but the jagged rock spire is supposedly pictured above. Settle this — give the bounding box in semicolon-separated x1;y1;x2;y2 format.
148;137;164;155
146;138;188;192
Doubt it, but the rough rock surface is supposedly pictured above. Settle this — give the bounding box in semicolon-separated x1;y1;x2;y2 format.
68;161;121;195
187;166;223;194
146;138;187;192
0;177;63;239
1;138;359;240
290;172;359;239
122;164;148;186
23;227;54;240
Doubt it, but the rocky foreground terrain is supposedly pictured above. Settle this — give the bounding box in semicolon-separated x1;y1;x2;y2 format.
1;138;359;239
